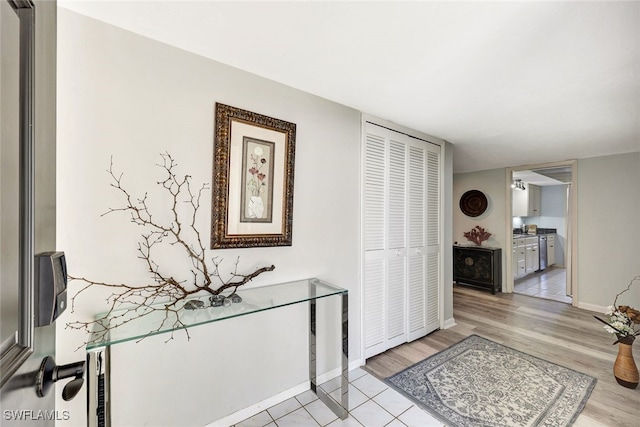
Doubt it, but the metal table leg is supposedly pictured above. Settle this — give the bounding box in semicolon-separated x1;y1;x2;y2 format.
309;292;349;420
86;346;110;427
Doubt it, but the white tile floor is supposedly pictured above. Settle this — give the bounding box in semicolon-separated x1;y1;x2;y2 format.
233;368;445;427
514;266;572;304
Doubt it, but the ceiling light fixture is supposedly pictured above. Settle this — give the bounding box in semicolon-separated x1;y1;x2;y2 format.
512;179;526;191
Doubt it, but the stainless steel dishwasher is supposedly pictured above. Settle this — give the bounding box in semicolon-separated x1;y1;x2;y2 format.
538;235;547;271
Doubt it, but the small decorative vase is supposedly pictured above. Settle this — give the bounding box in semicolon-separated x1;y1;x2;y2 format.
613;335;639;389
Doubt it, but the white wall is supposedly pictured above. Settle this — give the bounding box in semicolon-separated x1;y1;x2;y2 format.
442;142;455;325
55;9;361;426
577;152;640;309
55;8;454;426
453;169;507;290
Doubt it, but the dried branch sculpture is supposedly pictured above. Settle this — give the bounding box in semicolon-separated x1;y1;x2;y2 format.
67;153;275;345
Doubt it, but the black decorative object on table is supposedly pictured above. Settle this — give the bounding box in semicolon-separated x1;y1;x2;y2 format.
210;295;225;307
208;293;242;307
453;246;502;294
183;300;204;310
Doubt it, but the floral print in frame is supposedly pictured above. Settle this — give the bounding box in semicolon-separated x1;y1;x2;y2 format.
240;137;274;223
211;103;296;249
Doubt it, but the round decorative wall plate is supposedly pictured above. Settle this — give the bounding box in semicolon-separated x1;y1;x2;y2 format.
459;190;488;217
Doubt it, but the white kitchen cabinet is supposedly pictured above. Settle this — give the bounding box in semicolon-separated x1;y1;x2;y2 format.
513;237;526;278
526;236;540;273
529;185;541;216
547;234;556;266
524;236;539;274
512;238;518;279
512;184;541;217
512;187;527;217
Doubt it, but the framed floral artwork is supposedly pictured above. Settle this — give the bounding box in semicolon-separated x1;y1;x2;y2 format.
211;103;296;249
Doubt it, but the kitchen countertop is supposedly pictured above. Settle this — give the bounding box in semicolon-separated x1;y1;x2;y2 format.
513;228;557;237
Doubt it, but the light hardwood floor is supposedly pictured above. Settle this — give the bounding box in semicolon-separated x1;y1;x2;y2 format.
365;286;640;427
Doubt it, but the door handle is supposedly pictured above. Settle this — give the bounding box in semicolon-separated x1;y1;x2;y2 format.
36;356;86;401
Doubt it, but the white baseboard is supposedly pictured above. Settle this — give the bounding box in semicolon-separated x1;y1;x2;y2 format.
206;362;363;427
577;301;608;314
442;317;457;329
205;382;309;427
350;359;365;370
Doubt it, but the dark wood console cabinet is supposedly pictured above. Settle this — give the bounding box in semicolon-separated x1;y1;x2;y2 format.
453;246;502;294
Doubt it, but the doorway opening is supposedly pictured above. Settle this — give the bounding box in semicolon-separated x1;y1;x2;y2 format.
505;161;577;305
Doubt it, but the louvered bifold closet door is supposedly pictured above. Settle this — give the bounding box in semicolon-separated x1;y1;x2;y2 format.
363;133;387;355
363;128;410;357
363;122;441;358
425;145;441;334
406;143;427;341
406;142;440;341
386;140;407;348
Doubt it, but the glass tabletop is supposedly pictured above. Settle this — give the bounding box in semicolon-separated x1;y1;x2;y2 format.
86;278;347;350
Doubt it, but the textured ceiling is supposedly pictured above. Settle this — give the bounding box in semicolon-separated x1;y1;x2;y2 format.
59;1;640;173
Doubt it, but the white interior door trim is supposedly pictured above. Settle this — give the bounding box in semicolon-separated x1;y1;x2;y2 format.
504;160;578;306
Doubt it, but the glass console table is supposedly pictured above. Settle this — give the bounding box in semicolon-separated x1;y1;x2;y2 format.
85;278;349;426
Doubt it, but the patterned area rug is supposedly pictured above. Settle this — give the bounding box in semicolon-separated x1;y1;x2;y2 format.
386;335;596;427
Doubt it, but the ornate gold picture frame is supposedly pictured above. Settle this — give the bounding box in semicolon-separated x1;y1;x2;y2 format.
211;103;296;249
